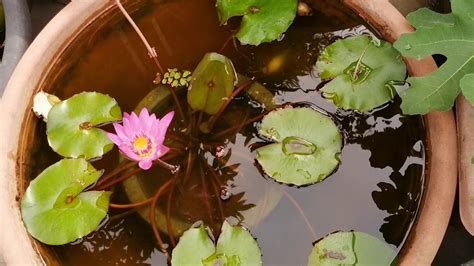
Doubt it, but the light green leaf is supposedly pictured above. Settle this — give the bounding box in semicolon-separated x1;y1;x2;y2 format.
188;53;237;115
308;231;396;266
171;226;215;266
171;222;262;266
461;73;474;105
316;35;406;112
21;159;111;245
256;107;342;186
215;221;262;266
394;0;474;114
47;92;122;160
216;0;298;45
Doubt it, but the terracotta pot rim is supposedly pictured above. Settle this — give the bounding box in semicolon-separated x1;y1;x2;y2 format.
0;0;458;265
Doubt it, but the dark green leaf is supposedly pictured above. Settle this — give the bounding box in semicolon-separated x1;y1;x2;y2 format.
47;92;122;160
216;0;298;45
188;53;237;115
256;107;342;186
308;231;396;266
21;159;111;245
317;35;406;112
394;1;474;114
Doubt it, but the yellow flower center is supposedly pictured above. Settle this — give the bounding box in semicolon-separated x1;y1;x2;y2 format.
133;137;149;150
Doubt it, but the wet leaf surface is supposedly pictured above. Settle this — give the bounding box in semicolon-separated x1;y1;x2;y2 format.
216;0;298;45
47;92;122;160
188;53;237;115
256;107;342;186
317;35;406;112
308;231;396;265
21;159;111;245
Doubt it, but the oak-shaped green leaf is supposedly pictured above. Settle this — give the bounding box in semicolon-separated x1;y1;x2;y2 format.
317;35;406;112
393;1;474;114
188;53;237;115
171;226;215;265
171;221;262;266
256;107;342;186
21;159;111;245
216;0;298;45
308;231;396;266
47;92;122;160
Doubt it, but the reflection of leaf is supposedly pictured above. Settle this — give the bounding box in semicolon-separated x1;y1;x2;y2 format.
256;107;342;186
393;2;474;114
317;35;406;112
47;92;122;160
188;53;237;115
216;0;298;45
171;222;262;266
308;231;396;266
21;159;111;245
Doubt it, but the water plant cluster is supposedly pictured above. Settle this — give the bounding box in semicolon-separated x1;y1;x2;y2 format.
21;0;474;265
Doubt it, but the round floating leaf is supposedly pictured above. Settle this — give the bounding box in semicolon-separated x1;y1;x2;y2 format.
187;53;237;115
21;158;111;245
316;35;406;112
215;221;262;266
47;92;122;159
256;107;342;186
216;0;298;45
308;231;396;266
171;226;215;266
171;222;262;266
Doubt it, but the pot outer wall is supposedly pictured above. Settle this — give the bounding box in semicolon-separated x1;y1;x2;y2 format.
0;0;457;265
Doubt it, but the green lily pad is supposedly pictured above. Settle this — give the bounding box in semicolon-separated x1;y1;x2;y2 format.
21;158;111;245
256;107;342;186
171;226;215;265
316;35;406;112
172;221;262;266
187;53;237;115
308;231;396;265
216;0;298;45
47;92;122;160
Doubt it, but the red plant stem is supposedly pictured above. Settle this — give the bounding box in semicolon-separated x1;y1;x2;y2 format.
213;111;268;139
115;0;164;73
97;167;143;190
167;87;187;123
282;189;317;240
150;178;175;258
95;161;137;188
182;151;196;185
109;197;154;209
204;163;226;223
199;163;215;225
156;158;179;172
207;79;255;130
219;34;235;53
166;181;177;248
110;208;137;222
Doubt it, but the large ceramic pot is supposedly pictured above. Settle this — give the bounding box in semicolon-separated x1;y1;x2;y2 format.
0;0;457;265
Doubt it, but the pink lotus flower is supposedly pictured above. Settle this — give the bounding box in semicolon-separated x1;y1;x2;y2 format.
107;108;174;170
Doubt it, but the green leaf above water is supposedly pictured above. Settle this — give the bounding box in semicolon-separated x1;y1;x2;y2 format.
47;92;122;160
317;35;406;112
21;159;111;245
187;53;237;115
216;0;298;46
171;221;262;266
308;231;396;266
255;107;342;186
393;1;474;114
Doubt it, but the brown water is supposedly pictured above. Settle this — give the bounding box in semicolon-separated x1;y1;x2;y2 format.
22;0;425;265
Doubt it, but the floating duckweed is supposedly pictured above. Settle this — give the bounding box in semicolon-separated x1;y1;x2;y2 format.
162;68;193;88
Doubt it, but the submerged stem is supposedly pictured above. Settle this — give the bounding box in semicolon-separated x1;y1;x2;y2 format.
282;190;317;240
213;111;268;139
94;161;137;188
109;197;154;209
166;181;177;248
204;163;226;224
150;178;175;258
115;0;164;73
206;79;255;131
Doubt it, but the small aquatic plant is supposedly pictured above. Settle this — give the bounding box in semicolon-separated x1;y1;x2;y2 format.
107;108;174;170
